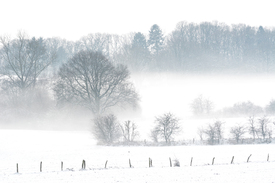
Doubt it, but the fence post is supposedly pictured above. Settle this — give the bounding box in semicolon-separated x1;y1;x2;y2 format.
149;158;152;167
212;157;215;165
82;160;86;170
190;157;193;166
16;163;19;173
247;154;252;163
169;157;172;167
267;154;269;162
61;161;63;171
105;160;108;169
40;161;42;172
129;159;132;168
231;156;234;164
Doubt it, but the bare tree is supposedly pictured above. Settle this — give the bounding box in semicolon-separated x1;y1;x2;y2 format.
0;32;56;91
191;95;204;115
197;127;205;141
204;123;216;145
247;116;258;141
151;113;181;144
204;120;224;145
204;99;214;115
191;95;214;116
92;114;121;144
150;127;160;143
53;50;139;115
214;121;224;144
120;120;139;143
257;116;272;142
230;124;246;144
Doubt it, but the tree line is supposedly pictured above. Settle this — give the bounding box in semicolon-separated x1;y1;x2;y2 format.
190;95;275;118
2;21;275;75
46;21;275;73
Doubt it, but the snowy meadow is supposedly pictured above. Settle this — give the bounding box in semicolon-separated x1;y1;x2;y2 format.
0;130;275;183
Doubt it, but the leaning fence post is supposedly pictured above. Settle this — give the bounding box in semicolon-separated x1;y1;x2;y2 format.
231;156;234;164
190;157;193;166
169;157;172;167
105;160;108;169
212;157;215;165
247;154;252;163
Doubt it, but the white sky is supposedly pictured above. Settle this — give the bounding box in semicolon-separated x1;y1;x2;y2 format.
1;0;274;41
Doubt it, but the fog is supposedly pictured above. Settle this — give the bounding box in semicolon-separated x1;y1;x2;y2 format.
114;72;275;140
132;72;275;117
1;71;274;141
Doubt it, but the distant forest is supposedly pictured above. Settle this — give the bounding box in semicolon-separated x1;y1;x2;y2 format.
24;21;275;74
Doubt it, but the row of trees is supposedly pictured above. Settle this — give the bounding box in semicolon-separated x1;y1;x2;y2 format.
3;21;275;77
91;112;274;145
198;116;274;145
92;113;181;145
46;21;275;73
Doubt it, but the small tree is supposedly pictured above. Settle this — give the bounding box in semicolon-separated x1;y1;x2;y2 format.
150;127;159;143
120;120;139;143
230;124;246;144
197;127;205;141
247;116;258;141
204;120;224;145
191;95;214;116
92;114;121;144
151;113;181;144
257;116;272;142
214;121;224;144
204;124;216;145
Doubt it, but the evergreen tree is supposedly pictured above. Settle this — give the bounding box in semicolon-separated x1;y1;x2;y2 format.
148;24;164;56
129;32;150;71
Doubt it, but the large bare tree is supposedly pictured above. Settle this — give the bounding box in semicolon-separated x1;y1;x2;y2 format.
54;50;138;115
0;32;56;91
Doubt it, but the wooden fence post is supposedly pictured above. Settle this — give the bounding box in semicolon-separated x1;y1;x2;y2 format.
247;154;252;163
190;157;193;166
231;156;234;164
169;157;172;167
61;161;63;171
40;161;42;172
212;157;215;165
16;163;19;173
149;158;152;167
129;159;132;168
82;160;86;169
105;160;108;169
267;154;269;162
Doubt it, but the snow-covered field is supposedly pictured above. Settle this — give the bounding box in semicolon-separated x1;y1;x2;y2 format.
0;130;275;182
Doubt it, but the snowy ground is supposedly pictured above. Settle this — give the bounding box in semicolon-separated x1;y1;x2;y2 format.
1;130;275;183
